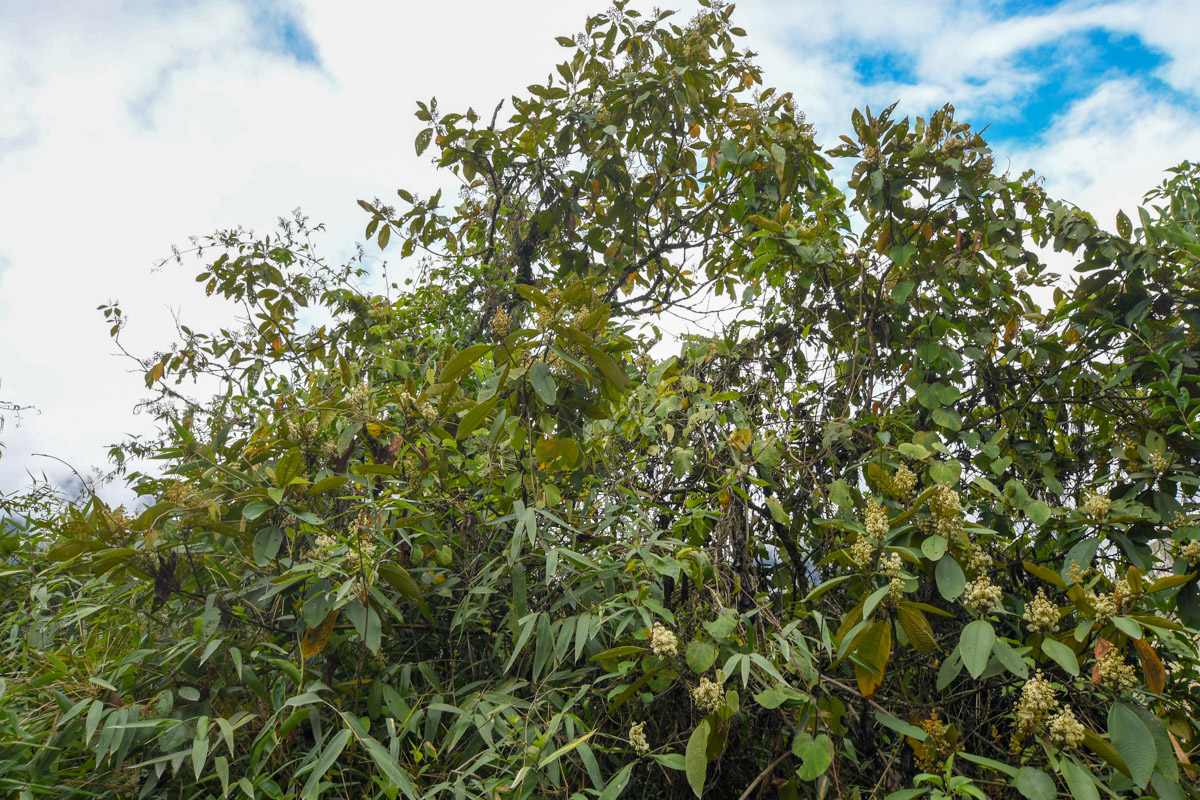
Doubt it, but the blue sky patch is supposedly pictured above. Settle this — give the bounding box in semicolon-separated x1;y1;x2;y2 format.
980;28;1170;144
244;2;320;66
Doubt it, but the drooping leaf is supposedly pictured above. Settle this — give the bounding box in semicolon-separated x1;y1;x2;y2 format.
1109;702;1156;788
959;620;995;679
685;719;711;798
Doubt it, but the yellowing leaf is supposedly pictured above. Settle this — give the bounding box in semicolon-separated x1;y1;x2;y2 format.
1131;638;1166;695
897;604;936;655
853;621;892;698
301;609;340;659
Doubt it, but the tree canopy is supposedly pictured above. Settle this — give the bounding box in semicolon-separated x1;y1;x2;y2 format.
3;3;1200;799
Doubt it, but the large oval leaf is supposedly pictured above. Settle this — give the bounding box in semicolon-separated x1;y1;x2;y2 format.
936;556;966;600
959;620;995;679
1013;766;1056;800
1040;637;1080;676
1108;702;1155;788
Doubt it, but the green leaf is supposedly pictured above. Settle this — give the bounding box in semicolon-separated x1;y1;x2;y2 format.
538;730;595;768
590;646;647;662
792;732;833;781
932;407;962;432
359;732;418;798
936;556;966;601
191;716;210;778
414;127;433;156
253;527;284;565
438;343;492;385
651;753;687;771
1013;766;1056;800
1108;702;1155;788
529;360;558;405
704;609;739;640
377;562;432;621
898;442;930;460
307;475;348;495
1059;756;1100;800
685;640;717;674
765;495;789;524
891;280;915;305
301;728;352;800
686;719;711;797
959;620;995;679
1039;638;1079;676
753;686;793;710
1023;561;1066;589
1116;210;1132;239
873;711;929;742
1027;500;1052;525
928;460;961;485
920;535;947;561
991;637;1029;678
275;448;303;487
598;763;634;800
456;394;501;440
583;345;631;392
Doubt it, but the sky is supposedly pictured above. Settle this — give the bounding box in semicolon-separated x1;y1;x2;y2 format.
1;0;1198;504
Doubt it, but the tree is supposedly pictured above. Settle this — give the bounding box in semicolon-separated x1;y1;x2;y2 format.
2;3;1198;798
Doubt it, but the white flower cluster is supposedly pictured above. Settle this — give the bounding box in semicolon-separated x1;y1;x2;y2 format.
966;546;992;575
1148;451;1170;474
1091;591;1118;624
882;551;906;601
692;676;724;715
1015;671;1056;735
863;497;889;538
963;573;1003;613
892;464;916;498
629;722;650;755
928;484;964;539
1082;491;1111;519
850;536;875;570
419;402;438;423
650;622;679;658
1048;706;1085;750
284;417;320;442
1181;539;1200;567
491;308;512;337
345;539;377;573
930;484;961;518
311;532;338;560
1022;589;1059;633
349;381;371;409
1096;649;1137;693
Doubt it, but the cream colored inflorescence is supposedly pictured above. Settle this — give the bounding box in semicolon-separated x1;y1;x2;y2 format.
650;622;679;659
1082;491;1111;519
930;484;964;538
1015;671;1057;736
963;572;1003;613
629;722;650;755
1096;648;1137;693
692;676;724;714
1181;539;1200;567
892;464;916;498
1048;706;1085;750
850;535;875;570
1022;589;1060;633
863;497;889;538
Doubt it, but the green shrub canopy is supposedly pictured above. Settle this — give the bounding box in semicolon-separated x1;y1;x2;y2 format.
3;4;1199;799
